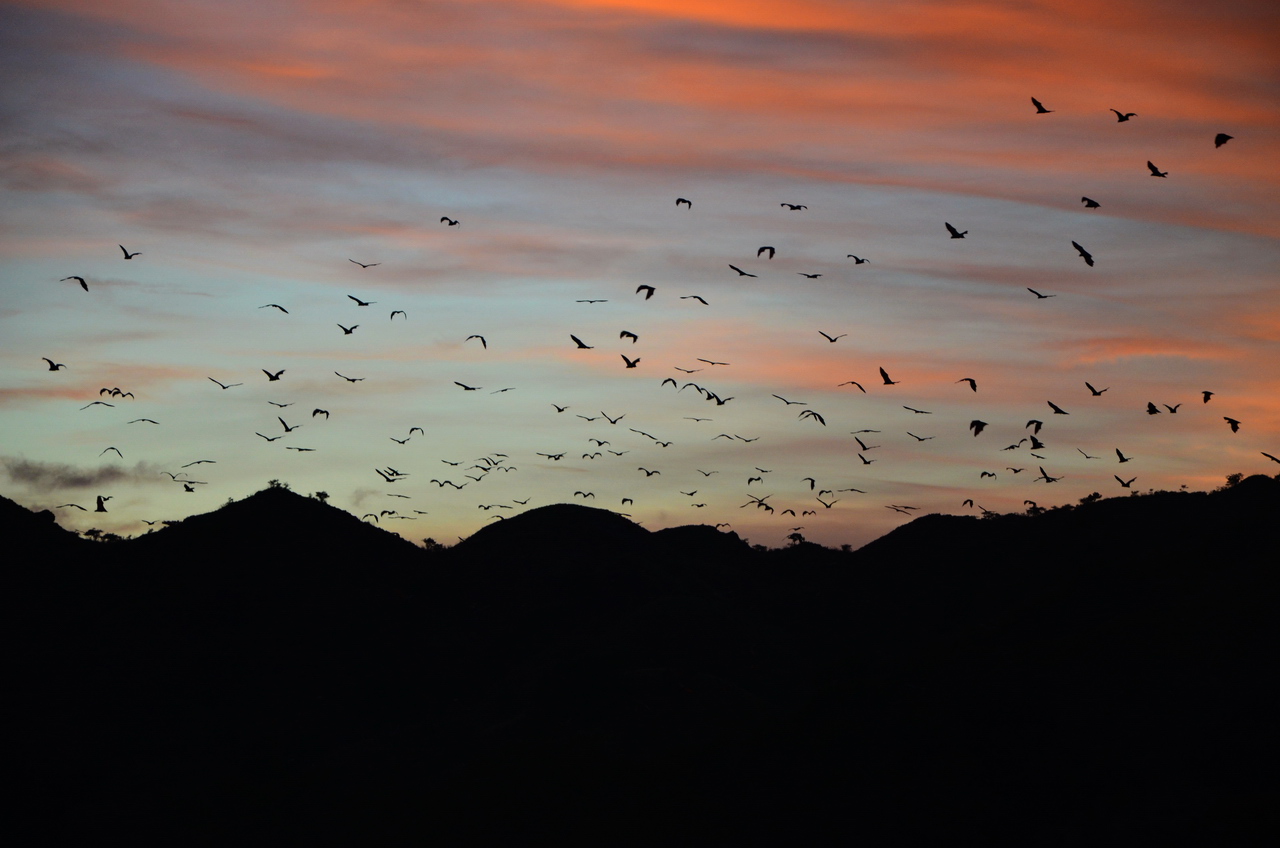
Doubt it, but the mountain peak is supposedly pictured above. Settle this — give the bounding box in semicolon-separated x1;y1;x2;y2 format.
453;502;651;560
124;484;421;582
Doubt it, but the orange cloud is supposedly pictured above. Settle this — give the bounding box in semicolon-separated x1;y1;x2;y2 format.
238;59;335;81
0;385;95;407
13;0;1266;251
1049;329;1244;365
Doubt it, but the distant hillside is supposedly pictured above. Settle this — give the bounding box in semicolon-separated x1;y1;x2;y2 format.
6;476;1277;844
124;484;423;588
0;492;86;548
12;474;1277;570
452;501;656;570
859;473;1278;575
0;493;90;587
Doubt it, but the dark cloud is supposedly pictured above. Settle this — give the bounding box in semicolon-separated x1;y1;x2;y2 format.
1;456;167;492
350;487;385;508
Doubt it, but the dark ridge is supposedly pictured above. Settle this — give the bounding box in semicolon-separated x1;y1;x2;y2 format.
453;501;651;560
151;483;417;546
652;522;752;561
855;510;981;560
99;485;425;596
0;494;91;587
6;476;1277;844
448;502;674;597
0;492;87;551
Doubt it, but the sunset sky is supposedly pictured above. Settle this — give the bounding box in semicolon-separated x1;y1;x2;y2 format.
2;0;1277;549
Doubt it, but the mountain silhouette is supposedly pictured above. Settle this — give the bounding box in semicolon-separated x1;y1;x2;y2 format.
6;476;1277;843
124;484;422;591
457;502;649;553
2;491;88;549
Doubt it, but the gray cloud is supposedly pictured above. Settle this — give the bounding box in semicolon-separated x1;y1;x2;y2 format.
1;456;167;492
350;487;384;508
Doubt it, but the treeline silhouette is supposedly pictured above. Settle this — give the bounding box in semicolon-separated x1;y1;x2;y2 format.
6;476;1278;844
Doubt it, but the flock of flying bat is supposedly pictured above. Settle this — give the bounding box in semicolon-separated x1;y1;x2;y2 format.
36;101;1276;538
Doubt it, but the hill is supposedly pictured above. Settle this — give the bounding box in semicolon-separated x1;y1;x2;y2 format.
6;477;1278;843
121;484;424;590
0;492;90;577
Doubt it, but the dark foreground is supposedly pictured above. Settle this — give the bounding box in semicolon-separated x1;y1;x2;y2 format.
6;478;1278;844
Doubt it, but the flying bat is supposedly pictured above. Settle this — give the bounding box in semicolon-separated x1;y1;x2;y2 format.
1072;241;1094;266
